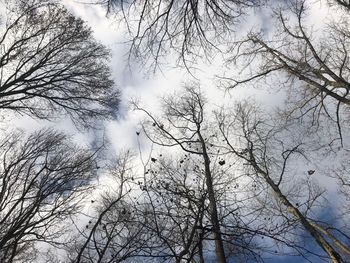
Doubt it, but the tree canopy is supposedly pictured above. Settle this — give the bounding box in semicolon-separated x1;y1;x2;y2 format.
0;0;119;128
0;0;349;262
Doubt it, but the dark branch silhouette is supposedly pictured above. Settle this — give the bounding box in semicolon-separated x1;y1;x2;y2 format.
0;0;120;128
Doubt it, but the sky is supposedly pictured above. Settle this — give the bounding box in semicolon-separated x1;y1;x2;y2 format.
59;0;295;153
7;0;346;262
56;0;338;173
8;0;336;151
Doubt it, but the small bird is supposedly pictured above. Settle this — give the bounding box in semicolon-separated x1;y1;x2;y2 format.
219;160;225;166
307;170;315;175
151;157;157;162
136;131;140;136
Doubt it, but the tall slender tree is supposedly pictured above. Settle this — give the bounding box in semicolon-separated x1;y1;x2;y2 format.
134;86;263;262
216;101;350;262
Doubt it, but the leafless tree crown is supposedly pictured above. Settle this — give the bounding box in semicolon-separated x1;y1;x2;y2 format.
0;0;120;128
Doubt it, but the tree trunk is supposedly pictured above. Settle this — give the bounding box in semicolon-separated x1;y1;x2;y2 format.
250;157;343;263
198;132;227;263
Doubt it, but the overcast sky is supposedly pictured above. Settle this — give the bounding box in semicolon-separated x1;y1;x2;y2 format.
58;0;298;152
7;0;335;154
60;0;341;205
55;1;334;163
23;2;343;262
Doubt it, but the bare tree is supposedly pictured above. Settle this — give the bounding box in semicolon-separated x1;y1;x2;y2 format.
135;86;227;262
65;84;350;262
94;0;261;70
69;147;208;263
133;86;265;263
138;152;265;263
136;154;209;263
0;0;119;128
216;101;350;262
226;1;350;145
0;129;97;263
71;151;146;263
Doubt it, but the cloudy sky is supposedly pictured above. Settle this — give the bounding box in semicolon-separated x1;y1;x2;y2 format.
61;0;341;212
54;1;335;169
14;1;342;262
8;0;335;153
58;0;302;152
